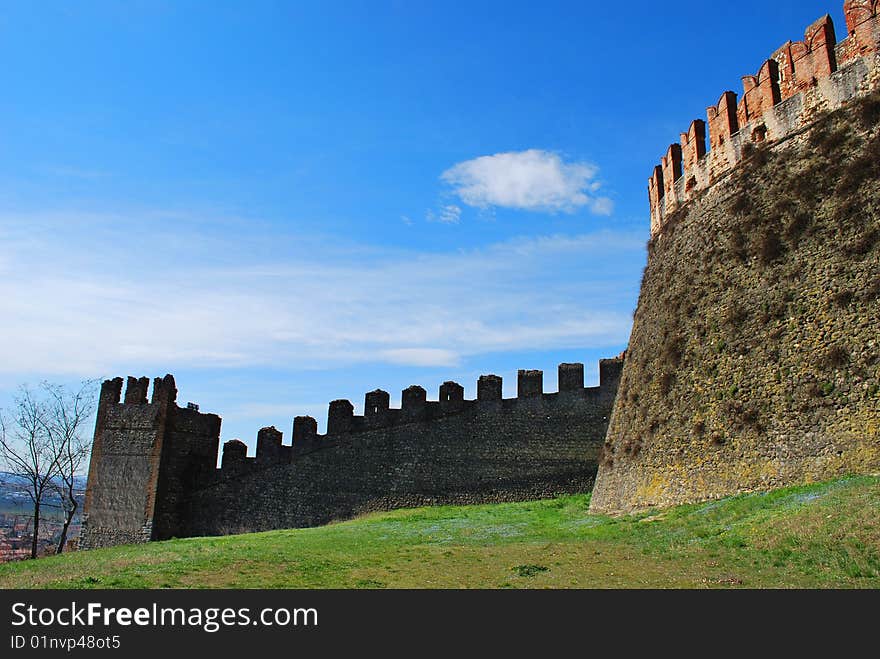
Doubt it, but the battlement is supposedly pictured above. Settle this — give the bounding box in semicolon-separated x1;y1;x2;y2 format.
215;358;625;475
81;374;221;548
83;355;625;546
648;1;880;236
98;373;179;409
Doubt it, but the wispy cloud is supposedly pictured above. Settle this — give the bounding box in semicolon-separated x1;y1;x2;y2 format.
381;348;461;367
426;204;461;224
0;211;641;380
233;402;315;419
441;149;613;215
41;165;112;180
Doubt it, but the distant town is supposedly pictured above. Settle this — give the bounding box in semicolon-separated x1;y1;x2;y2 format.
0;473;85;562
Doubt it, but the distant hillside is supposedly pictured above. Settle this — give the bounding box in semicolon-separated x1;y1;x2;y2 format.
0;475;877;588
0;472;86;513
0;472;87;489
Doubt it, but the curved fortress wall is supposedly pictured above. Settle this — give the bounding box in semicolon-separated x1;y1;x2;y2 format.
82;359;623;547
648;1;880;236
591;1;880;514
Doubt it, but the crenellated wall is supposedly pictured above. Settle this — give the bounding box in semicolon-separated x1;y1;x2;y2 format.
649;1;880;236
82;357;624;546
591;2;880;515
80;375;220;548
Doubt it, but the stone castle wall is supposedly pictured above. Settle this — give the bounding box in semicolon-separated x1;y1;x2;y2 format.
590;1;880;514
648;1;880;236
80;375;220;548
82;359;623;547
81;3;880;537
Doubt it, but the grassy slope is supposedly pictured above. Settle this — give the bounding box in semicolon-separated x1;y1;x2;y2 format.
0;476;878;589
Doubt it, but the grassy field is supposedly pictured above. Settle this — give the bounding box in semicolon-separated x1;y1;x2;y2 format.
0;475;878;589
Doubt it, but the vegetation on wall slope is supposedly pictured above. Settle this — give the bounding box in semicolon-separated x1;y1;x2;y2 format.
591;92;880;513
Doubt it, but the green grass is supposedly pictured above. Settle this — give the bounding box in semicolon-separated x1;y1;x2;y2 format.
1;475;878;589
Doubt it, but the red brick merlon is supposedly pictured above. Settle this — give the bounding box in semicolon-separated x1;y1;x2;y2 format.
648;1;880;238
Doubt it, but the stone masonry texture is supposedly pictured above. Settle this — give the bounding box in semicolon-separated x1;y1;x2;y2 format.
590;59;880;512
82;1;880;541
648;2;880;236
82;359;622;547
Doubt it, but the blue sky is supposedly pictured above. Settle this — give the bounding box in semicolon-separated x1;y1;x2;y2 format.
0;0;847;448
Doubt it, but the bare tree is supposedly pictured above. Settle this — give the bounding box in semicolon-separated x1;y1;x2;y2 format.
44;381;96;554
0;381;96;559
0;386;58;559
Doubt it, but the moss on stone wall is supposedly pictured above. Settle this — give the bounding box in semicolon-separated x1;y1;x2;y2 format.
590;93;880;513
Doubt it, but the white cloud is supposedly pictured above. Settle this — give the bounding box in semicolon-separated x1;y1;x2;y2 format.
42;166;111;180
441;149;613;215
426;204;461;224
589;196;614;216
233;402;314;419
0;211;642;380
381;349;461;368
